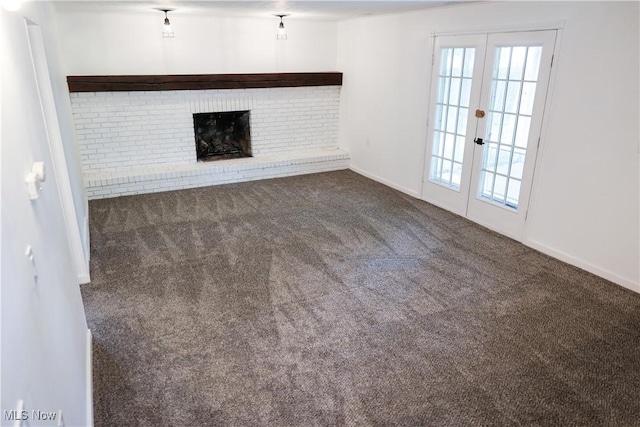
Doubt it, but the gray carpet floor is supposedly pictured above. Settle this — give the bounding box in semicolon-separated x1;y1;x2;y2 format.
82;170;640;426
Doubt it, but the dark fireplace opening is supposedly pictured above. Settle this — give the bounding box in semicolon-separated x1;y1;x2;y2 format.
194;111;252;161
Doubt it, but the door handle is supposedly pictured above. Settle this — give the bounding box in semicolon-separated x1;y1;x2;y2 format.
474;137;484;145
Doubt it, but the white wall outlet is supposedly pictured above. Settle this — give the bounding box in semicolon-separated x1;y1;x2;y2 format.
25;245;38;285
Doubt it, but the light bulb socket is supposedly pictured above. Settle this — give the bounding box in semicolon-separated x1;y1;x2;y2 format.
159;8;175;38
275;14;288;40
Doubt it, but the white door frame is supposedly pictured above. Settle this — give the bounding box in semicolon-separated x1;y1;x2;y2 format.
467;30;557;240
420;34;487;217
420;24;565;243
25;20;90;283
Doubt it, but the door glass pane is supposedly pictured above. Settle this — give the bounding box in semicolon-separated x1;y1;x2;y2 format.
430;47;475;189
488;112;502;142
452;162;463;186
440;49;453;75
454;136;465;162
514;116;530;148
508;47;527;80
432;157;441;178
500;114;516;145
452;48;464;77
444;134;455;158
520;82;536;115
491;80;506;111
457;108;468;135
442;159;452;182
496;146;511;176
506;179;521;208
496;47;511;79
510;147;526;180
481;172;494;196
524;47;542;81
479;44;543;209
449;78;461;105
463;50;475;78
493;175;508;202
460;78;472;107
485;142;499;170
433;131;443;156
504;81;521;113
446;107;458;133
439;78;450;104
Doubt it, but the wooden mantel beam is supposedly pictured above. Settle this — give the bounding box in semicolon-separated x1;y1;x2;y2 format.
67;72;343;93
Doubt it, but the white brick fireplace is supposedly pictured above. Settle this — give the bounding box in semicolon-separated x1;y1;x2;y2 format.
70;84;348;199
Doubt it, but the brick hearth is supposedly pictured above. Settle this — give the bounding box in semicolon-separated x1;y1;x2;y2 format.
70;79;348;199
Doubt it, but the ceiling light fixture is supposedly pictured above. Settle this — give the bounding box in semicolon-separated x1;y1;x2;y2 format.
159;9;174;38
275;14;288;40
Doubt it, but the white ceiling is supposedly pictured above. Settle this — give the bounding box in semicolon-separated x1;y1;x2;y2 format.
52;0;469;21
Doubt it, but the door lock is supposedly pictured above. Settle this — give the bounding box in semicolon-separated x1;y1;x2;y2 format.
474;137;484;145
475;109;485;118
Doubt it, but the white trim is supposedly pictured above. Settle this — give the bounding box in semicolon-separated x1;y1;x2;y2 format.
349;165;420;198
418;34;437;198
86;329;94;427
524;239;639;294
78;273;91;285
431;20;566;37
522;28;564;243
419;193;464;217
25;21;90;285
79;212;90;284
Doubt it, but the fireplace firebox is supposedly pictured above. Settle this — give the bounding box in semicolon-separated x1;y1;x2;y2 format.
193;111;252;161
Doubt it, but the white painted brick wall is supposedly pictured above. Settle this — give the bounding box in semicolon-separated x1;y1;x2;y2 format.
84;151;350;199
69;86;347;199
70;86;340;174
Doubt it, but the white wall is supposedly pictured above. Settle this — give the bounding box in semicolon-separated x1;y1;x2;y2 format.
56;11;338;75
71;86;341;174
338;1;639;292
1;2;90;425
70;86;345;199
47;12;90;267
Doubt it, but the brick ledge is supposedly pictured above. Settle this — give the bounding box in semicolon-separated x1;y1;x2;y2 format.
85;149;350;199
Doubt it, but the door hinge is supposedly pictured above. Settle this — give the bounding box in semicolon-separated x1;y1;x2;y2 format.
431;54;435;66
426;116;429;128
537;136;541;149
551;54;554;67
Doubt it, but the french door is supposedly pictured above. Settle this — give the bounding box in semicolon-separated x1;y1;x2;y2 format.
422;30;556;240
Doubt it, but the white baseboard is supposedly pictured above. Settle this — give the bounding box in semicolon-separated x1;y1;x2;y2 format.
524;239;639;294
86;329;94;427
348;165;420;198
74;214;91;285
348;166;639;294
418;194;466;218
78;214;91;284
84;212;90;264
